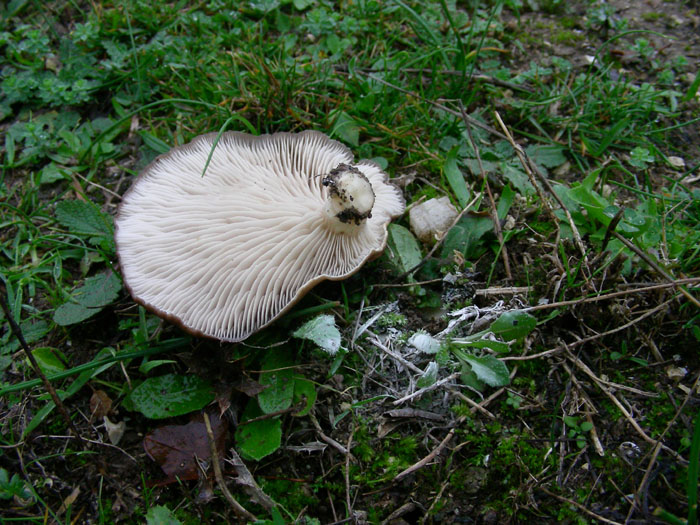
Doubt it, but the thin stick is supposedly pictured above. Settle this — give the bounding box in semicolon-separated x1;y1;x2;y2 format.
394;421;460;482
563;347;683;462
393;373;461;406
627;441;663;522
523;277;700;312
538;487;624;525
0;279;84;446
611;231;700;308
345;424;354;518
202;413;256;521
310;414;352;457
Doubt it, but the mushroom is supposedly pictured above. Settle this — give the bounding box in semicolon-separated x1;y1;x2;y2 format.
115;130;405;342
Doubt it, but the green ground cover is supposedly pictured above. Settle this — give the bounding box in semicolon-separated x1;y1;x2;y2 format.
1;0;699;522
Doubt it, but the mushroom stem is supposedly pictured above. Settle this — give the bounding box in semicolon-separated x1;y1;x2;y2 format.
322;163;375;233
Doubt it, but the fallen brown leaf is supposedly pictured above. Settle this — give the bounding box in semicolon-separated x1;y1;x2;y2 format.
143;412;228;485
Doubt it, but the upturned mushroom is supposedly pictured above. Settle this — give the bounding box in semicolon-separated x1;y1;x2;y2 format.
115;130;405;342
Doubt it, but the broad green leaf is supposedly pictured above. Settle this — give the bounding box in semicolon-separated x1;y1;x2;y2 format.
440;213;492;259
416;361;439;388
526;144;567;168
444;147;470;208
53;302;102;326
460;354;510;387
293;376;317;417
235;401;282;461
236;418;282;461
129;374;215;419
489;310;537;341
29;347;66;375
569;184;611;226
329;110;360;147
501;164;535;196
387;223;422;274
1;320;49;354
146;505;183;525
55;200;114;245
69;271;121;308
292;315;341;355
53;272;122;326
258;349;295;414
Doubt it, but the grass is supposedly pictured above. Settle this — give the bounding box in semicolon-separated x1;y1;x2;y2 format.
1;0;699;523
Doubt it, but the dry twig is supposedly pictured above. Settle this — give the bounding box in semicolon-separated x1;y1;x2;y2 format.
202;412;257;521
0;279;84;446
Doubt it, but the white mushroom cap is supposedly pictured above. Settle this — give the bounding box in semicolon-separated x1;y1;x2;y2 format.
115;130;405;342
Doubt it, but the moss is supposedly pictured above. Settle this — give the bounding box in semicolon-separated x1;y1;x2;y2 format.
551;29;584;45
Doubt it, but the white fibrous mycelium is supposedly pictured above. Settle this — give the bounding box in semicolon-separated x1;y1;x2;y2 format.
115;130;404;342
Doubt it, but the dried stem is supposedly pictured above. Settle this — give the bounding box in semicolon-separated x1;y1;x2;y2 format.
0;279;84;446
459;100;512;280
202;412;256;521
610;230;700;308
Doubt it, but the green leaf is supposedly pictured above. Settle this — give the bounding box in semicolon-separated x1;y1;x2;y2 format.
53;302;102;326
526;144;567;168
440;213;492;259
501;164;535;196
387;223;422;274
580;421;594;433
258;349;295;414
293;376;317;417
489;310;537;341
53;271;122;326
69;271;121;308
444;147;470;208
235;401;282;461
55;200;114;246
128;374;215;419
139;131;171;154
28;347;66;375
1;320;49;354
460;354;510;387
292;314;341;355
146;505;183;525
329;110;360;147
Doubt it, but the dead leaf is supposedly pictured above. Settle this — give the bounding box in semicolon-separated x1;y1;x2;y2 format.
57;486;80;516
143;412;228;484
90;390;112;421
104;416;126;445
233;376;266;397
215;383;233;416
